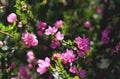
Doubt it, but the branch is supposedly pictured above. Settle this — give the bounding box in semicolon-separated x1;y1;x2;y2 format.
0;30;14;38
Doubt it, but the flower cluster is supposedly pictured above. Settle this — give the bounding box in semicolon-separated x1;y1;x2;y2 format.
69;66;86;78
2;0;118;78
37;57;50;74
75;36;90;58
61;49;76;64
22;32;38;48
45;26;58;35
53;49;76;64
44;20;64;49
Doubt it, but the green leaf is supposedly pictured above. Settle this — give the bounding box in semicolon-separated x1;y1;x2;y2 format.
74;76;80;79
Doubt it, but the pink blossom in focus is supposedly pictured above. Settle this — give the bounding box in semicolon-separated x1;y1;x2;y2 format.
37;57;50;74
45;26;58;35
84;21;91;28
54;20;64;28
75;36;90;52
7;13;17;23
61;49;76;64
55;31;64;40
75;36;90;58
69;65;77;73
0;41;3;46
22;32;38;48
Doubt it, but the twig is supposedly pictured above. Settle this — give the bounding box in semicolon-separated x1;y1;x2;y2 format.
0;30;14;38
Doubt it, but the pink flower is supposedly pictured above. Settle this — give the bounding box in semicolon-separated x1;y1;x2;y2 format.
37;21;47;31
45;26;58;35
8;62;15;71
101;28;111;44
61;49;76;64
18;21;22;27
37;57;50;74
27;51;35;62
101;36;109;44
104;0;108;3
115;42;120;53
50;38;61;49
49;74;54;79
77;50;86;58
27;51;34;57
19;67;31;79
53;53;61;59
101;28;111;37
37;21;47;36
55;31;64;40
7;13;17;23
0;41;3;46
75;36;90;52
22;32;38;48
96;6;103;14
37;30;43;36
11;77;18;79
75;36;90;58
54;20;64;28
84;21;91;28
69;65;77;73
28;56;35;62
28;64;33;70
78;69;86;78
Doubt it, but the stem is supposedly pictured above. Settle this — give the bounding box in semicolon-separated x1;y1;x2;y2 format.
0;30;14;38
